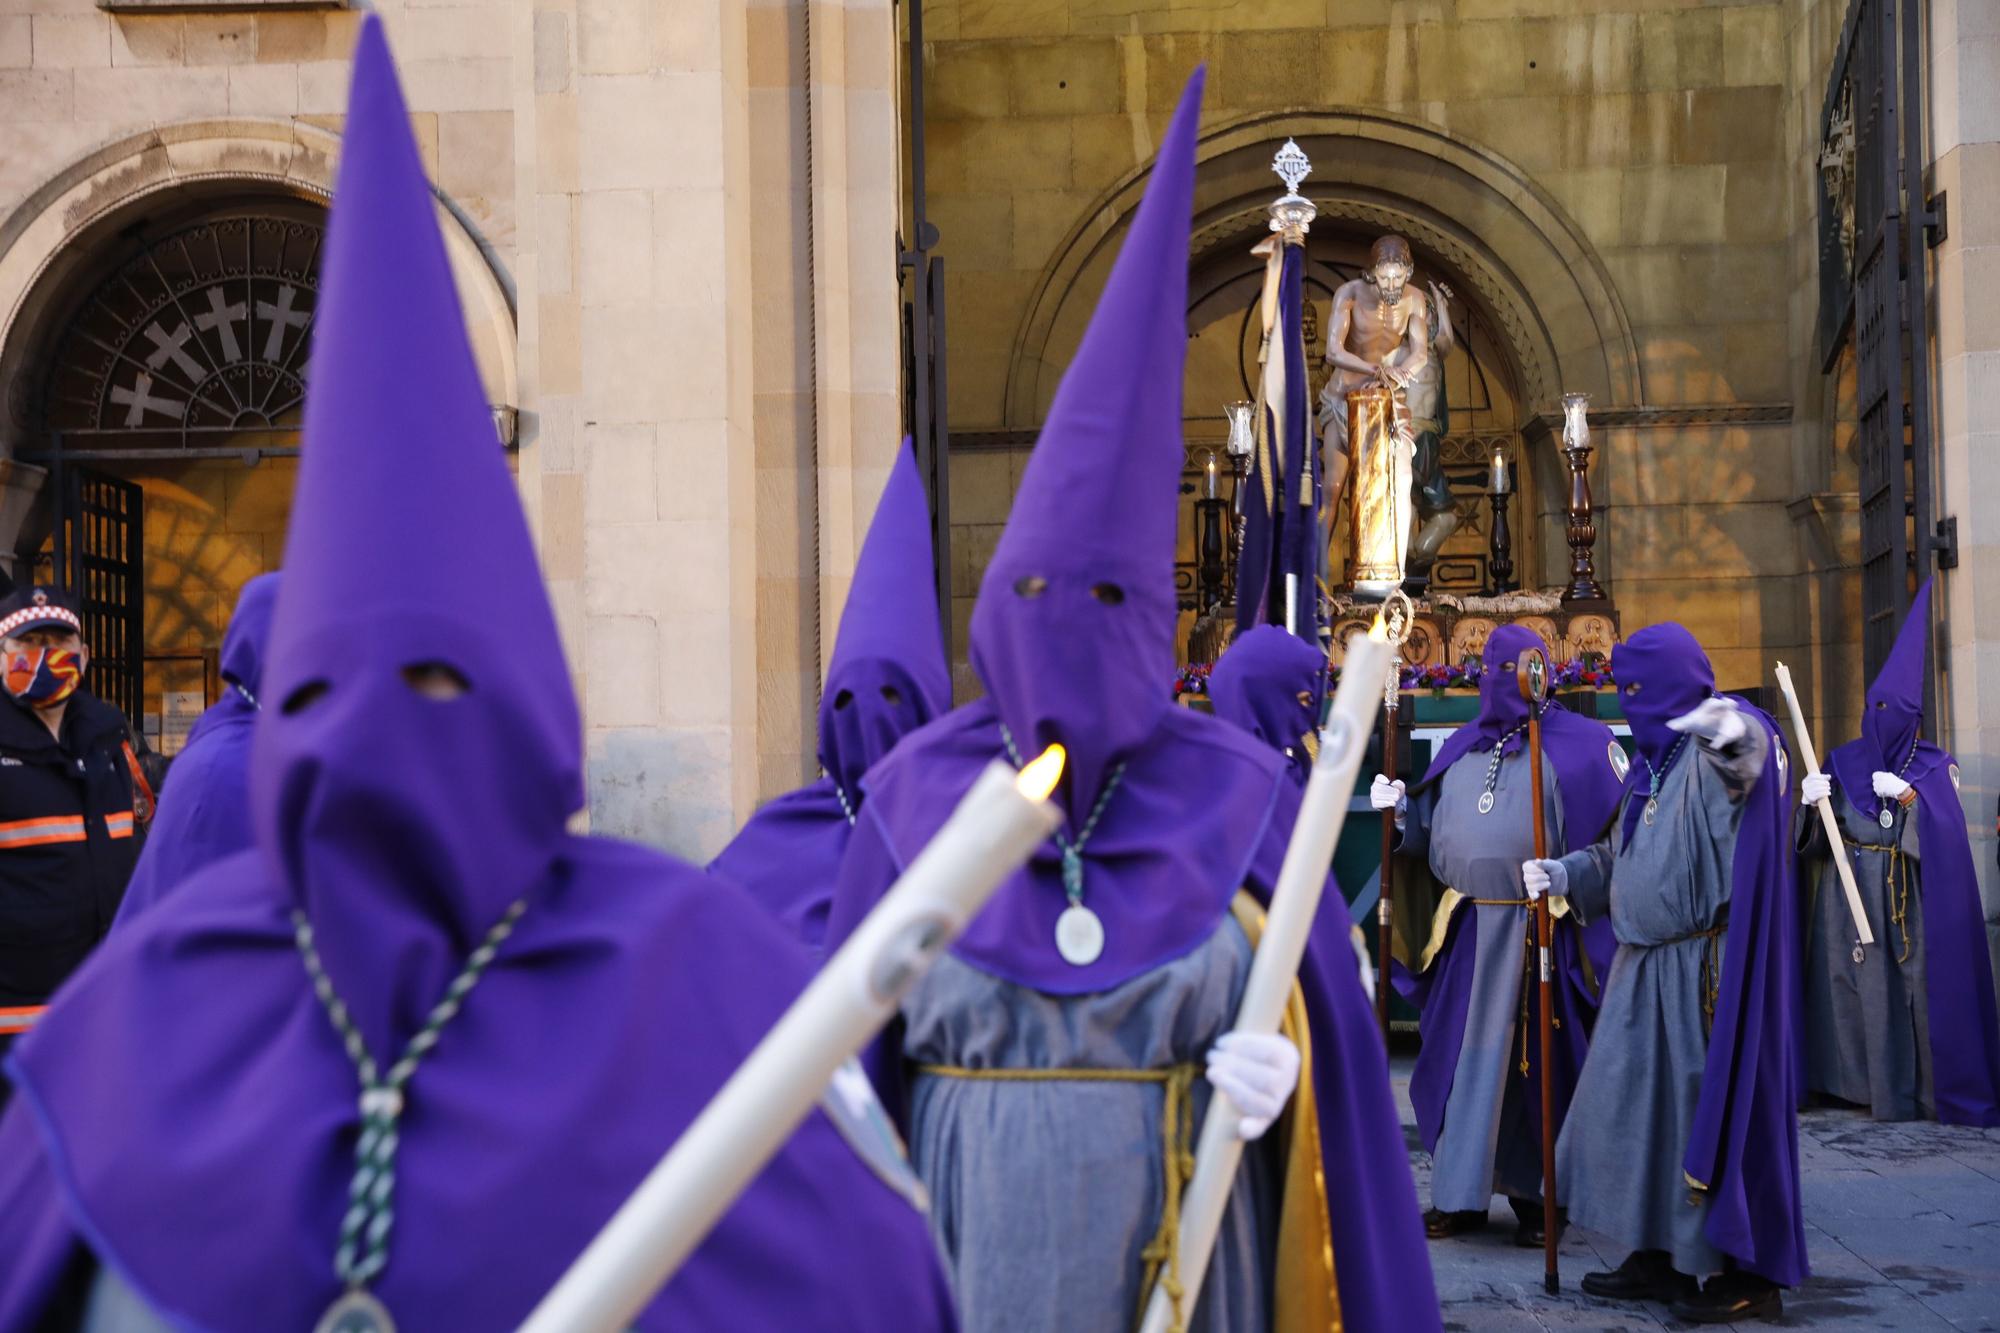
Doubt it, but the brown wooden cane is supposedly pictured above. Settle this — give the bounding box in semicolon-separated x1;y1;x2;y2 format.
1518;651;1559;1293
1377;696;1395;1038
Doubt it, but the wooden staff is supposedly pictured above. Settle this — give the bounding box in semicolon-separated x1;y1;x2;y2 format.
1377;686;1396;1036
1375;591;1414;1042
1518;649;1560;1294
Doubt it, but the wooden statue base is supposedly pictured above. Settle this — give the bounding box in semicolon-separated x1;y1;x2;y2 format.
1188;589;1620;669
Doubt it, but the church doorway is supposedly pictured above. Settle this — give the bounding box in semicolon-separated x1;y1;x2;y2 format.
14;195;321;749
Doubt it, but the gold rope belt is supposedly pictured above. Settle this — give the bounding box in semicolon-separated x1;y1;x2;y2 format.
917;1063;1200;1333
1654;924;1727;1036
1841;836;1916;963
1459;898;1567;1074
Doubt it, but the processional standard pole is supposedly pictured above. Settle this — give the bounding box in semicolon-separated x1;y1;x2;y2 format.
1518;648;1560;1293
1375;590;1414;1040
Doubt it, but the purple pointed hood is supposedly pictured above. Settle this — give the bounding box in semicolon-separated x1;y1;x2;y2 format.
968;69;1201;820
181;573;279;751
1831;580;1929;817
1209;625;1324;779
818;442;950;800
251;16;582;1060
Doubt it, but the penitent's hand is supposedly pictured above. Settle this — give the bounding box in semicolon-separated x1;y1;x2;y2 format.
1207;1032;1302;1141
1666;696;1747;747
1369;774;1407;827
1522;858;1567;903
1872;771;1914;802
1800;772;1832;807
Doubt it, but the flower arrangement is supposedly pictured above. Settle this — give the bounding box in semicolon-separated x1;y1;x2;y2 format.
1175;653;1613;699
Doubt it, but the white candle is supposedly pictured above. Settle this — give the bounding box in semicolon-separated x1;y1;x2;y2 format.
1489;450;1511;494
1774;662;1874;947
1205;454;1219;499
522;750;1067;1333
1137;624;1391;1333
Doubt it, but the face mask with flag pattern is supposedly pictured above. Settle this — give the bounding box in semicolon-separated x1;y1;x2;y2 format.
4;645;82;708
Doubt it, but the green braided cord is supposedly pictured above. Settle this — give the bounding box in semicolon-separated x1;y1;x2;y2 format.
292;896;528;1292
998;723;1126;906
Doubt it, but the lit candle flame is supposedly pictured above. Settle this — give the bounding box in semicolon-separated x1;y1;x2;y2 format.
1016;745;1066;802
1367;613;1388;643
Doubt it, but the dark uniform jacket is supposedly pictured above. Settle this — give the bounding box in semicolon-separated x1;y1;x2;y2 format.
0;690;147;1061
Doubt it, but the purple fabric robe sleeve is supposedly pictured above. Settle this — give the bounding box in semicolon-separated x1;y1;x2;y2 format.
0;1102;89;1327
1910;761;2000;1126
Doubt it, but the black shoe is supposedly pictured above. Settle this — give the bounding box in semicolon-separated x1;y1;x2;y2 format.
1422;1207;1488;1239
1671;1273;1783;1324
1510;1203;1566;1249
1579;1250;1698;1303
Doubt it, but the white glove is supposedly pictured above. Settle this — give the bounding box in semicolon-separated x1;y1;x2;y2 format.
1206;1031;1301;1141
1800;772;1832;806
1522;858;1568;902
1666;696;1748;747
1369;774;1407;821
1872;771;1913;801
1349;924;1377;1006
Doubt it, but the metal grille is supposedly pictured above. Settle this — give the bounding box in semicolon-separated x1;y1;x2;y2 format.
1819;0;1935;695
37;209;323;447
59;468;145;723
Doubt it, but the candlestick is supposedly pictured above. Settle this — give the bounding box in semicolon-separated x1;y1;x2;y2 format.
1136;625;1390;1333
1559;392;1604;602
523;750;1068;1333
1774;663;1874;951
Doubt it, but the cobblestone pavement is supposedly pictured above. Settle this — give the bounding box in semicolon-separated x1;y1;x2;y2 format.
1391;1055;2000;1330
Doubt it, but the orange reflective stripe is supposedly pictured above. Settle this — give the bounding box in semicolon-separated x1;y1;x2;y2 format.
0;1005;47;1035
0;815;86;848
106;811;135;839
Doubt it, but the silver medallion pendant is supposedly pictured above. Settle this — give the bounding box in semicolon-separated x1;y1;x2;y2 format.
1055;903;1106;967
1879;806;1896;830
1852;942;1866;965
1477;790;1495;816
1643;798;1659;827
315;1290;396;1333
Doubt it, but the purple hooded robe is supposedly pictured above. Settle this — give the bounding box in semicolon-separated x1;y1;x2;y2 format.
111;574;278;927
1820;581;2000;1126
1388;624;1624;1182
0;20;954;1331
708;444;950;950
824;69;1438;1333
1209;625;1325;787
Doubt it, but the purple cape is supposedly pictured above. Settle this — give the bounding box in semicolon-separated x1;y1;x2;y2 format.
1209;623;1325;786
707;444;946;949
1611;626;1806;1284
1826;581;2000;1125
112;574;278;926
1679;699;1810;1286
1394;624;1624;1158
0;21;953;1331
825;702;1440;1331
1;842;956;1331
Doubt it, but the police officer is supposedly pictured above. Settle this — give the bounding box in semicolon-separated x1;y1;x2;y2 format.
0;587;148;1073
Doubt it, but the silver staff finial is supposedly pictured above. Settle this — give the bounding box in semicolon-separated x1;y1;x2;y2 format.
1268;139;1316;233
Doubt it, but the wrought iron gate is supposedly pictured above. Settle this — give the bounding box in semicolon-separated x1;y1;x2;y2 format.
901;0;952;655
52;465;145;724
1818;0;1941;700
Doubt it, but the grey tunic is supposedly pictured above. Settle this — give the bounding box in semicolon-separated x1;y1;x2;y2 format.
1402;748;1566;1211
1798;788;1932;1120
78;1267;171;1333
1553;724;1768;1277
900;918;1276;1333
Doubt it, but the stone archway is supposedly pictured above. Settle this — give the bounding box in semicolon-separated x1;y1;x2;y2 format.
1006;107;1641;594
0;118;517;451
